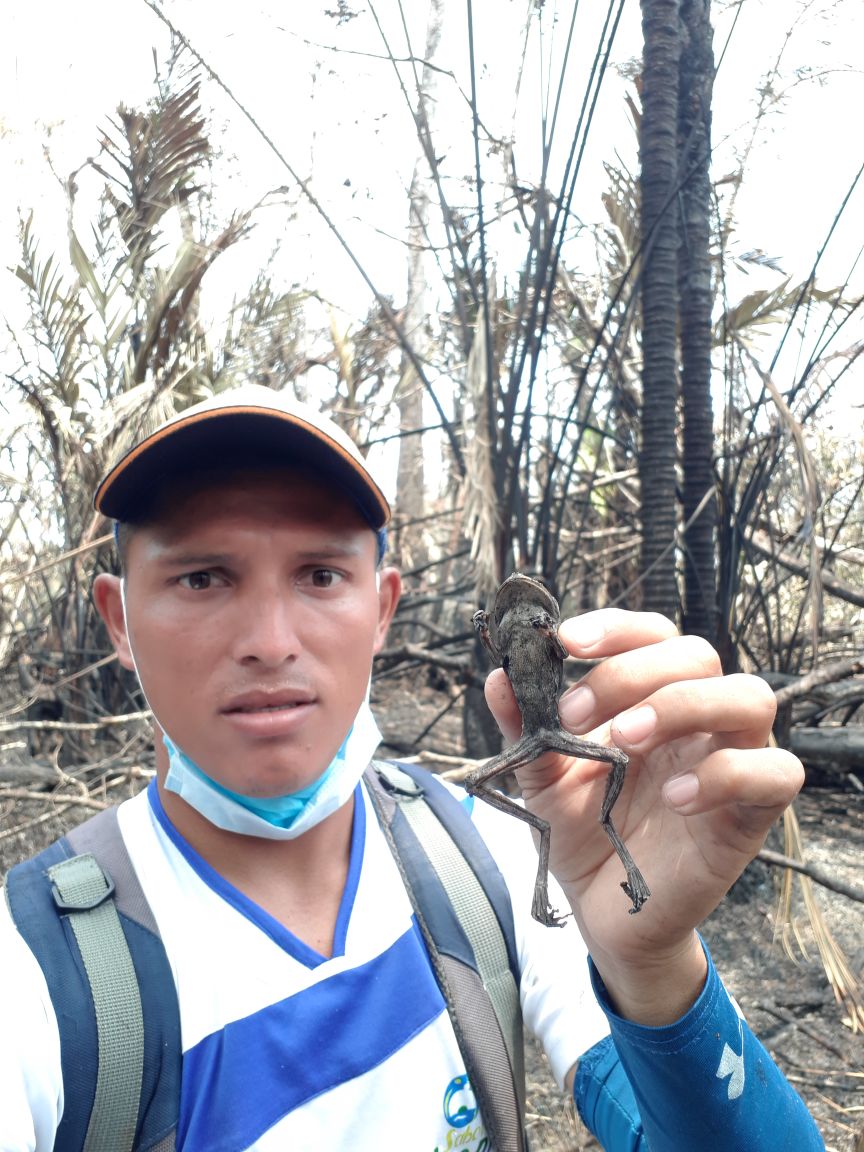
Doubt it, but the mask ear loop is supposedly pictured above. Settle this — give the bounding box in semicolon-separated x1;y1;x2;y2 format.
119;576;156;717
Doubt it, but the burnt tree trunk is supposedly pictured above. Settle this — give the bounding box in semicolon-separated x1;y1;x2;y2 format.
678;0;718;643
638;0;681;619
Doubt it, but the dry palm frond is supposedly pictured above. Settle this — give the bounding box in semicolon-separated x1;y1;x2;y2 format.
93;77;210;279
774;803;864;1032
601;159;641;280
0;534;113;591
1;74;258;758
742;350;823;660
129;214;250;386
15;214;90;418
714;278;837;346
219;274;308;392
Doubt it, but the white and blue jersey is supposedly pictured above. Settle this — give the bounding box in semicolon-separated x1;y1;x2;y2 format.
1;777;609;1152
1;773;825;1150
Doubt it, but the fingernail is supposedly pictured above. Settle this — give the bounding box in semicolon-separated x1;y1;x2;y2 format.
614;705;657;745
663;772;699;810
559;685;596;729
563;615;606;650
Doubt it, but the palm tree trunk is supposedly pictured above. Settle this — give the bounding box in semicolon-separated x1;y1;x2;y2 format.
638;0;682;619
678;0;718;642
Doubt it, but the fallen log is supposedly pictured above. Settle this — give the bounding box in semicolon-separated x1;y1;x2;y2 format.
757;849;864;905
747;530;864;608
788;727;864;768
771;660;863;707
0;761;59;787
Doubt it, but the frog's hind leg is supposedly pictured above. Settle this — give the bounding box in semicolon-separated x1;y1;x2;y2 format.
539;729;651;914
464;734;567;926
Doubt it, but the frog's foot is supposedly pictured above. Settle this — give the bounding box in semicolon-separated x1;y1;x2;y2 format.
621;868;651;915
531;882;568;928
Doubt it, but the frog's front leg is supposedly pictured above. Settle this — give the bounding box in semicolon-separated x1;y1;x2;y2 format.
531;609;568;660
472;609;501;664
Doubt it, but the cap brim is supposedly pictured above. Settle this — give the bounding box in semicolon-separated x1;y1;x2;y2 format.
94;405;390;528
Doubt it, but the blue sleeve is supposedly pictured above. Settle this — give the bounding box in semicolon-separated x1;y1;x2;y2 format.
574;942;825;1151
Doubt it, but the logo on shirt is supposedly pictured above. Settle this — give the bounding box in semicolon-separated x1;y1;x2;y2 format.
434;1074;487;1151
716;1016;746;1100
443;1074;478;1128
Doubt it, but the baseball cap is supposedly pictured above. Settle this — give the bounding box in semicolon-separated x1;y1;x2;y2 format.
94;384;391;530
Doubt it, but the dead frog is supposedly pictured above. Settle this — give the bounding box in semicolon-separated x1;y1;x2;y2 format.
467;572;650;926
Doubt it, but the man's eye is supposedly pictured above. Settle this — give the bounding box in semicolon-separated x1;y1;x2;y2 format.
179;571;214;591
310;569;342;588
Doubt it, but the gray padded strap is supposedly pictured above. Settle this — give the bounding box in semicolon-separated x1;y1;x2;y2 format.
47;853;144;1152
396;784;525;1098
441;957;526;1147
145;1135;176;1152
67;805;159;933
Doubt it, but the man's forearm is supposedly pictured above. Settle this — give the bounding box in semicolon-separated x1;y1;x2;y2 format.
589;929;708;1026
575;942;825;1151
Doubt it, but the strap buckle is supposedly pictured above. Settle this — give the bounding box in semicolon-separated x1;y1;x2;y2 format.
49;854;116;912
373;760;424;797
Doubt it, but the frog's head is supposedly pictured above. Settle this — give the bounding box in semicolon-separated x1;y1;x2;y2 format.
492;571;558;628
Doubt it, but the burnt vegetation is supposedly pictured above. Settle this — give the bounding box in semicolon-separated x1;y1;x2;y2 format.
2;10;863;1147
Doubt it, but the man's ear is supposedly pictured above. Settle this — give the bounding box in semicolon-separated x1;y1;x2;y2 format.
373;566;402;654
93;573;136;671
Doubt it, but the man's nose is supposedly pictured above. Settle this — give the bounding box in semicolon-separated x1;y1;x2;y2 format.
233;587;302;667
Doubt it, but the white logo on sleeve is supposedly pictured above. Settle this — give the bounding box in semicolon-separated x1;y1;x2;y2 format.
715;1017;745;1100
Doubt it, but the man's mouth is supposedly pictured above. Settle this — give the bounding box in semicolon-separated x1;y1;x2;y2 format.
230;702;301;714
222;691;316;716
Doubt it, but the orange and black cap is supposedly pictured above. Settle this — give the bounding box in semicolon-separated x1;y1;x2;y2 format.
94;384;391;531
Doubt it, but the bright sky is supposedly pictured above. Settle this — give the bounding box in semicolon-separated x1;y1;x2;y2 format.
1;0;862;407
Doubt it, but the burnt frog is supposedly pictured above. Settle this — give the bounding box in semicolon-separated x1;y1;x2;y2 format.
467;572;650;926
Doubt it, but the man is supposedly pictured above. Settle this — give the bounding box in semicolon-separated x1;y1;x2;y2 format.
2;383;823;1150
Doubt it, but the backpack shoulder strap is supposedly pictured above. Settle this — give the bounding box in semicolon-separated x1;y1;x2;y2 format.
5;804;180;1152
365;760;526;1152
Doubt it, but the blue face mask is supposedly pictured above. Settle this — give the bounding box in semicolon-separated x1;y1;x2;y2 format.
161;700;382;840
195;753;338;825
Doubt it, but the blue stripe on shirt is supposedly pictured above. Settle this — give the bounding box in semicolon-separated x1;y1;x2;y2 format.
178;919;447;1152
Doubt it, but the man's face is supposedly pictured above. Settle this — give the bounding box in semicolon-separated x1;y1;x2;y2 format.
96;470;400;797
